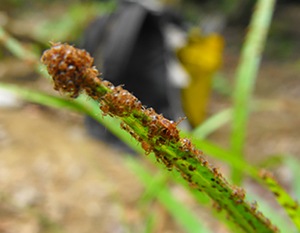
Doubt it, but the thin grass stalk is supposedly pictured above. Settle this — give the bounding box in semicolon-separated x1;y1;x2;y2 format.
230;0;276;184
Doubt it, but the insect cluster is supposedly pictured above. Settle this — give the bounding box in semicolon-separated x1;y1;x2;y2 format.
100;85;142;117
41;43;217;174
41;42;101;98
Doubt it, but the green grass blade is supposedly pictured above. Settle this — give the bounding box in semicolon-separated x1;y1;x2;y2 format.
192;108;232;139
230;0;276;184
260;170;300;231
143;213;156;233
0;82;86;113
246;191;298;233
0;26;53;79
285;157;300;201
126;157;213;233
0;27;38;62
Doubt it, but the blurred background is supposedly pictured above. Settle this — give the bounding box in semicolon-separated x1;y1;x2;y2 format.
0;0;300;232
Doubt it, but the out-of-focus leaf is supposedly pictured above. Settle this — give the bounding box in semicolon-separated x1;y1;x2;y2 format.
259;169;300;231
126;157;213;233
230;0;275;184
192;108;232;139
285;156;300;201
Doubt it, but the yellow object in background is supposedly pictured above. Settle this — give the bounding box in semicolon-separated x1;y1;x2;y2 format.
177;29;224;128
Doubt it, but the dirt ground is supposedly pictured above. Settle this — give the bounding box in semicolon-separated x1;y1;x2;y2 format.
0;3;300;233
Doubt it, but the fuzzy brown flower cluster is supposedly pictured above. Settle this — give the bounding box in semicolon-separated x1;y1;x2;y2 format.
41;42;101;98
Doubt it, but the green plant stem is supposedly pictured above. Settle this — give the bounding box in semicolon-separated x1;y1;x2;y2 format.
230;0;275;184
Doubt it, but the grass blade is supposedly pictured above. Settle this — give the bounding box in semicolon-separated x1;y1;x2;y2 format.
192;108;232;139
230;0;276;184
285;157;300;201
246;190;298;233
260;170;300;231
126;157;213;233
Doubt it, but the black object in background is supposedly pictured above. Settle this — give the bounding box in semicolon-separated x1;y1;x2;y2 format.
81;1;184;152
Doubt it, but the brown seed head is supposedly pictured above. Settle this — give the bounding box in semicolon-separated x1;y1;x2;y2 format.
41;42;99;98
